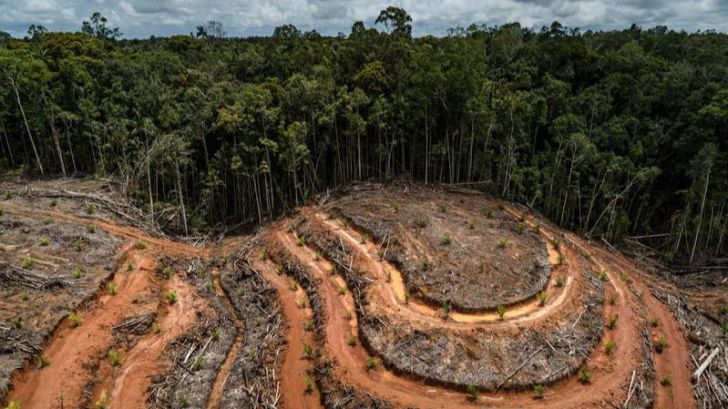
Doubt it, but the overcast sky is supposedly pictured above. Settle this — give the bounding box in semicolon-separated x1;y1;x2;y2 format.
1;0;727;39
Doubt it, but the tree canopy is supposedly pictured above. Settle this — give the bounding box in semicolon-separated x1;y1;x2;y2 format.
0;10;726;264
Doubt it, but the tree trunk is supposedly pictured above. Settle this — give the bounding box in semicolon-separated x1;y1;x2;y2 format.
9;77;43;175
174;158;188;235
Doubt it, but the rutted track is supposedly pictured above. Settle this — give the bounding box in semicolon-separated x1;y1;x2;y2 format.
0;184;700;408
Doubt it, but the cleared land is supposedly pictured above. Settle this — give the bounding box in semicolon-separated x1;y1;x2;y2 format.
1;180;723;409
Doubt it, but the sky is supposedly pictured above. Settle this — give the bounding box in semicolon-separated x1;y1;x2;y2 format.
1;0;727;39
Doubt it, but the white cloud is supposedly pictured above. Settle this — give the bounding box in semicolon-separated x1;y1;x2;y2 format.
0;0;726;38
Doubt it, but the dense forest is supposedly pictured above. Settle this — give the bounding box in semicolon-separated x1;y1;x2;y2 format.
0;8;726;264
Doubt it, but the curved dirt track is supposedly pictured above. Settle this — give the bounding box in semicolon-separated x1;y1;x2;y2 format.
252;201;697;408
1;190;698;409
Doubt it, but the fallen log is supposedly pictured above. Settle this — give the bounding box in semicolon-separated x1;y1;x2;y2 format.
693;347;720;381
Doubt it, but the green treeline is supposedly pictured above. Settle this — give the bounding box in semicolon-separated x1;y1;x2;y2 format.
0;9;726;263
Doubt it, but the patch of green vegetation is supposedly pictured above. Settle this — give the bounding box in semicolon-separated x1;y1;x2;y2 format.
84;203;94;214
304;320;314;331
555;276;564;288
649;318;659;327
179;395;191;408
296;236;305;246
95;392;108;409
416;216;428;228
422;258;432;270
108;350;122;366
5;402;20;409
578;366;592;384
4;191;13;200
36;354;50;369
441;300;451;316
304;376;314;394
467;384;479;401
211;328;220;341
48;199;57;207
608;294;617;305
496;305;506;320
107;282;117;296
68;311;83;327
86;224;96;233
437;203;448;213
38;235;49;246
599;270;609;282
538;291;548;307
74;238;85;252
498;237;508;248
163;266;173;279
347;335;357;346
366;357;377;370
19;291;29;301
259;248;269;260
190;357;204;371
660;373;672;386
71;266;84;279
11;317;22;329
441;233;452;245
606;315;618;330
338;285;348;295
302;342;313;359
21;257;34;269
134;239;147;250
467;219;475;229
655;335;668;353
533;384;545;399
604;340;616;355
166;290;177;305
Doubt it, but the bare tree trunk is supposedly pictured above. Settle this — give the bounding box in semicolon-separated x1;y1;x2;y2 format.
174;158;188;235
47;113;66;176
9;77;43;175
1;125;13;165
690;164;711;263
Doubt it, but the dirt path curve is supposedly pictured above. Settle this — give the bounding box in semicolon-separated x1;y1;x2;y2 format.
313;212;578;327
3;204;208;409
585;242;697;409
250;256;322;409
261;208;662;408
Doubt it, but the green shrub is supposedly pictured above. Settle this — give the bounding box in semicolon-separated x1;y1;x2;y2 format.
4;191;12;200
721;304;728;315
599;270;609;281
5;402;19;409
467;219;475;229
74;238;85;252
302;342;313;359
442;301;451;316
437;203;448;213
338;285;348;295
608;294;617;305
211;328;220;342
95;392;108;409
304;376;313;393
48;199;57;207
660;373;672;386
11;317;22;329
551;238;560;249
422;258;432;270
71;267;84;279
190;357;204;371
483;207;493;218
366;357;377;370
467;384;479;401
204;278;213;292
179;395;190;408
108;350;122;366
557;253;566;265
163;266;173;279
21;257;34;269
19;291;29;301
134;239;147;250
498;237;508;248
441;233;452;245
296;236;305;246
578;366;592;384
496;305;506;320
655;335;668;353
39;236;49;246
604;340;616;355
348;336;357;346
166;290;177;305
84;203;94;214
533;384;545;399
416;217;428;228
620;272;632;284
538;292;548;307
36;355;50;369
304;320;314;331
649;318;659;327
86;224;96;233
516;222;526;234
107;282;117;296
68;311;83;327
555;276;564;288
606;315;618;330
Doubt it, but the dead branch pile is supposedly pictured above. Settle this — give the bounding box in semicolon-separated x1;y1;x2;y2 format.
112;312;156;336
218;258;284;409
0;263;72;290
